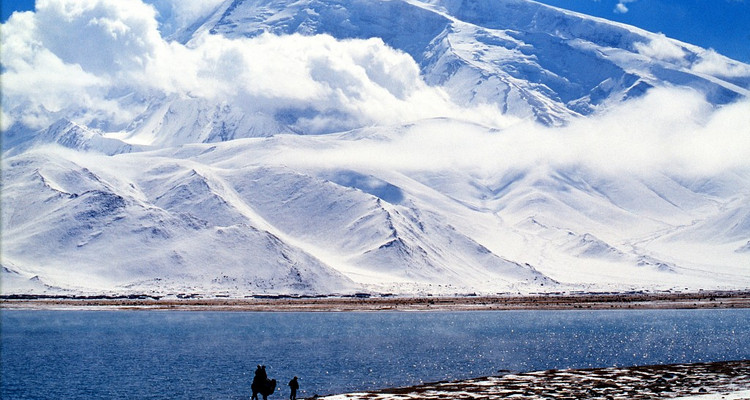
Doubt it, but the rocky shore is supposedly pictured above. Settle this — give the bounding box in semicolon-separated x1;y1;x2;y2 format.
2;290;750;311
319;360;750;400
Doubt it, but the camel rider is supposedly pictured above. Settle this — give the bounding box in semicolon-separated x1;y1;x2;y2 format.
252;366;267;400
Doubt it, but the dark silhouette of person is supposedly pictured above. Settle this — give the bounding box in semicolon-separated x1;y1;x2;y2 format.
288;376;299;400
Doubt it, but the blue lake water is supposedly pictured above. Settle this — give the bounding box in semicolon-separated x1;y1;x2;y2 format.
2;309;749;399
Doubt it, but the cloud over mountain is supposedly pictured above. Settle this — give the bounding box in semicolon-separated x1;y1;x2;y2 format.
273;87;750;178
1;0;511;134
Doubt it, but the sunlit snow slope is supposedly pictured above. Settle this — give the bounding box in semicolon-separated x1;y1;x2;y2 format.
1;0;749;295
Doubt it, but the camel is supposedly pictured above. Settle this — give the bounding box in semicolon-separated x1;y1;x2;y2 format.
251;377;276;400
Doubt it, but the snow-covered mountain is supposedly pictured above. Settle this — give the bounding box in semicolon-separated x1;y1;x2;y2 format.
2;0;749;296
197;0;749;125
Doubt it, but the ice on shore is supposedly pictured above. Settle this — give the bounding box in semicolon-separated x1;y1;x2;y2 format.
673;390;750;399
318;361;750;400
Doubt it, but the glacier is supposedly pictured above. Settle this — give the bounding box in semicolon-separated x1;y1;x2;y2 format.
1;0;749;296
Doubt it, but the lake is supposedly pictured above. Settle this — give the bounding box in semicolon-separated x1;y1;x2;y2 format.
2;309;749;399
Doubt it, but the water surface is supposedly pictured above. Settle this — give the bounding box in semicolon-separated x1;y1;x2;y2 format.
2;309;748;399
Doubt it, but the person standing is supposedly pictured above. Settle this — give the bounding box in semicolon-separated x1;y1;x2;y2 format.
288;376;299;400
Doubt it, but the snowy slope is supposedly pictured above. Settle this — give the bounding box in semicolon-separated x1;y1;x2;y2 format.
1;149;358;295
1;142;556;295
198;0;749;126
3;121;748;295
1;0;749;295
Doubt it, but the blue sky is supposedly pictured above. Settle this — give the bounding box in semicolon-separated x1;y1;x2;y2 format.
532;0;750;63
1;0;34;21
2;0;749;62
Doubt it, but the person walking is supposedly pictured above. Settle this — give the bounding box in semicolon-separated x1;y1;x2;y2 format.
288;376;299;400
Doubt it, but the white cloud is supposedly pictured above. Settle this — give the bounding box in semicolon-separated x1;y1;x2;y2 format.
614;0;637;14
0;109;13;132
273;87;750;177
634;33;686;62
691;49;750;77
1;0;162;129
34;0;162;75
0;0;513;133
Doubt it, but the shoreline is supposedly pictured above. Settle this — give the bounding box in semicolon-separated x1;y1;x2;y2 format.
316;360;750;400
2;290;749;311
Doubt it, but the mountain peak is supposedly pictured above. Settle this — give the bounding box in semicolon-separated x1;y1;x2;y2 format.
191;0;748;127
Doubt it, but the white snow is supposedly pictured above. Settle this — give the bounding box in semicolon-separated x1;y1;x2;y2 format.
672;391;750;400
1;0;749;296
